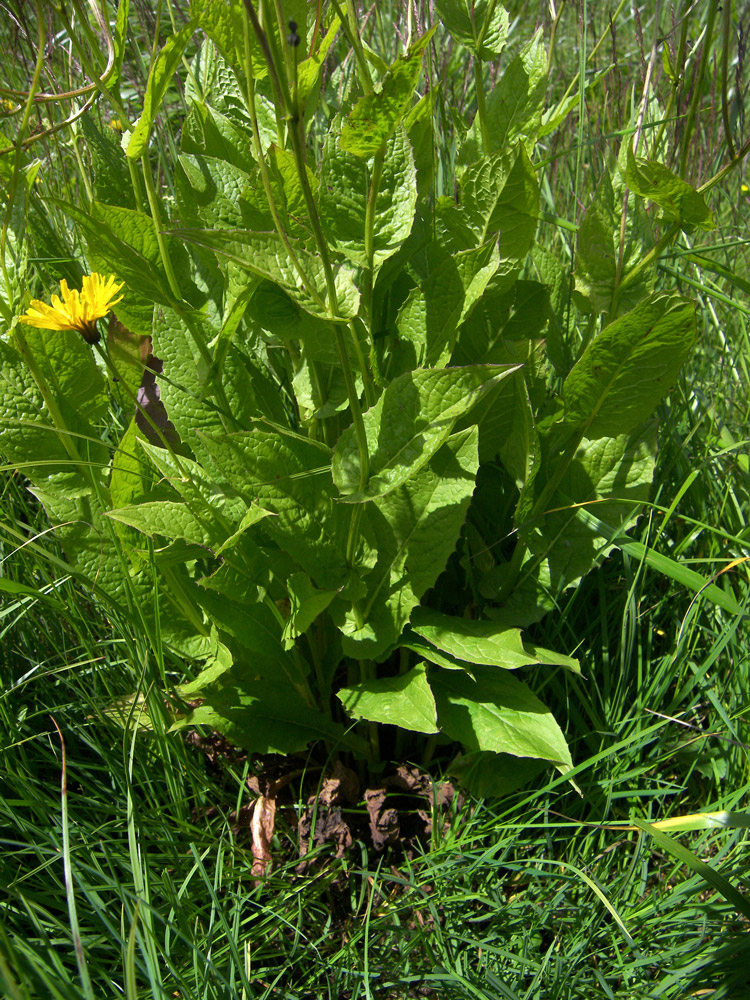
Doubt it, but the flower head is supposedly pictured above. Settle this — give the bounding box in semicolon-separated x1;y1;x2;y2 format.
20;273;124;344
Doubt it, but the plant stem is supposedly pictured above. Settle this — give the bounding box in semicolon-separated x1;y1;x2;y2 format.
473;57;490;156
329;0;374;95
140;155;182;301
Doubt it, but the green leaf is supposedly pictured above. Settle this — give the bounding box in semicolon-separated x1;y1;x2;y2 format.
332;364;518;502
197;425;350;589
174;228;360;320
489;422;658;626
190;0;245;66
410;608;580;672
319;126;417;268
340;25;437;158
55;199;175;322
434;0;510;59
626;144;715;231
0;335;72;482
150;305;261;461
337;662;438;734
106;500;223;548
564;292;696;437
180;101;255;173
110;418;152;558
297;13;342;112
110;0;130;98
395;240;499;367
432;664;572;764
176;154;271;230
127;20;197;159
79;113;135;210
573;168;656;316
282;572;340;647
335;427;479;660
460;145;539;259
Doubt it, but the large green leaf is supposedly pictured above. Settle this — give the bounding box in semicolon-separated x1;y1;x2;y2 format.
0;335;82;483
432;664;571;764
434;0;510;59
340;26;437;158
127;20;197;159
564;292;696;437
190;0;245;67
282;572;340;648
394;240;499;367
337;662;438;734
79;113;135;210
332;364;518;502
626;145;715;231
489;422;658;626
319;126;417;268
197;425;349;589
460;146;539;260
176;154;271;230
180;101;256;173
409;608;580;672
150;305;263;461
334;427;479;660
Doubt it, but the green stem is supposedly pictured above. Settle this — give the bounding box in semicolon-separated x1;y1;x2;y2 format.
140;155;182;301
610;223;679;318
329;0;374;95
242;27;325;310
473;57;490;156
362;144;385;398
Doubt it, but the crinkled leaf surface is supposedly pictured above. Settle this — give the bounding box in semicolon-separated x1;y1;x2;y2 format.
332;364;518;502
340;26;437;158
172;675;363;755
434;0;510;59
573;168;656;316
175;228;360;320
459;30;547;164
490;422;658;627
626;145;715;230
335;427;479;659
460;146;539;260
319;126;417;267
197;425;349;588
395;240;499;366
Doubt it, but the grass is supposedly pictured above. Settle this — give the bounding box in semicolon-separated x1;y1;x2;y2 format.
2;0;750;997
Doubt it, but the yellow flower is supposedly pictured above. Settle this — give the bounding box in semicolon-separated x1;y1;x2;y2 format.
20;273;124;345
109;118;123;132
